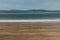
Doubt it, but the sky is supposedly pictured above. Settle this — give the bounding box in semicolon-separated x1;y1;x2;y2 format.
0;0;60;10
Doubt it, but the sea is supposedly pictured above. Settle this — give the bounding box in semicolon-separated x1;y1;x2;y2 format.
0;10;60;22
0;12;60;19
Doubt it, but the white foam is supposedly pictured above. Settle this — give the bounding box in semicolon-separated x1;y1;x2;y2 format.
0;19;60;23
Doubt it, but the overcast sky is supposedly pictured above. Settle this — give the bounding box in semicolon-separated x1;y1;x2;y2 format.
0;0;60;10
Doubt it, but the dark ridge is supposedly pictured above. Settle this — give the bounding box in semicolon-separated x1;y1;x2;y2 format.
0;9;60;13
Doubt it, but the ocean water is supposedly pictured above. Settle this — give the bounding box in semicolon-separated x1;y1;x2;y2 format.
0;12;60;19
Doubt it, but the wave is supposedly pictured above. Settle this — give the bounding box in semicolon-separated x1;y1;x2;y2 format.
0;19;60;23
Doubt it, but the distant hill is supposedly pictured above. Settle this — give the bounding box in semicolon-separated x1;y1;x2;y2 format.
0;9;60;13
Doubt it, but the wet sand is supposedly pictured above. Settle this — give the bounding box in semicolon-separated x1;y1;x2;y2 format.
0;23;60;40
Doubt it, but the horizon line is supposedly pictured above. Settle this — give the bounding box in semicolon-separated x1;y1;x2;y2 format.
0;9;60;11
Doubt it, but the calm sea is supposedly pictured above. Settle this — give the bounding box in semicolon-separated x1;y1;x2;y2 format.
0;12;60;19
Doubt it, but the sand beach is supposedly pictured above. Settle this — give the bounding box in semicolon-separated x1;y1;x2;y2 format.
0;19;60;40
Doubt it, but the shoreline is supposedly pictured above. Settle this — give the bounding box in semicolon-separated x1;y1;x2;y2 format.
0;20;60;40
0;19;60;23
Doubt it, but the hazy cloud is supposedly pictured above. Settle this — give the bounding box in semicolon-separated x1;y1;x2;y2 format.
0;0;60;10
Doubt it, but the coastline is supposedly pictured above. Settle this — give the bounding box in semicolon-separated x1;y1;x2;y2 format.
0;19;60;40
0;19;60;23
